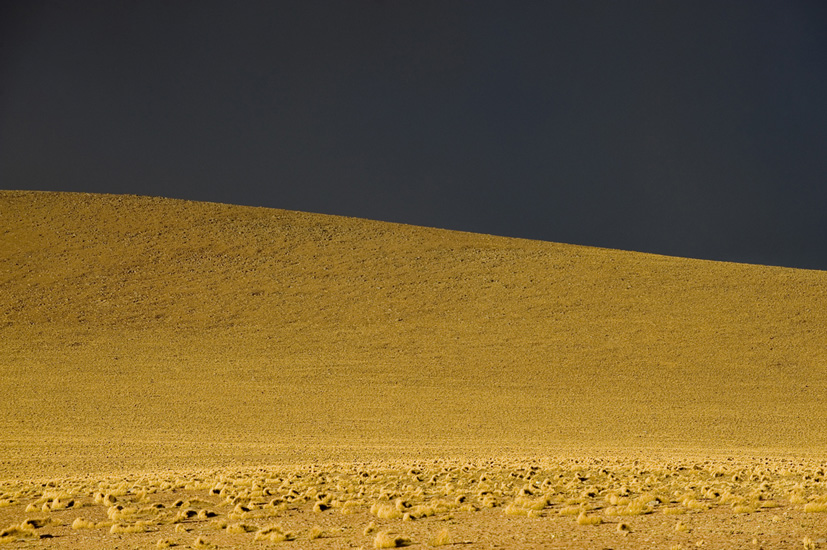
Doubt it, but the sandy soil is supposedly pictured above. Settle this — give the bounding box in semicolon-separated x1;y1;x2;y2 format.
1;190;826;548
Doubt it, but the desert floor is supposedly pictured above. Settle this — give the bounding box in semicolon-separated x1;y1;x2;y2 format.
3;456;827;549
2;191;826;548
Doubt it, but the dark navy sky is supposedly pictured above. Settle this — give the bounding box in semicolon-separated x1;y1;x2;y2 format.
2;1;826;270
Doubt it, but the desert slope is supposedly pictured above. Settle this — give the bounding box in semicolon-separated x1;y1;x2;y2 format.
1;190;826;478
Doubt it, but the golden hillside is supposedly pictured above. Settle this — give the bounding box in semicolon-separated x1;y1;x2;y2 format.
1;190;826;478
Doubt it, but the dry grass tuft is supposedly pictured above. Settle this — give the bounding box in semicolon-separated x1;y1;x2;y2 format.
197;509;218;520
683;499;709;511
803;502;827;513
558;505;582;516
371;501;403;520
513;495;549;511
504;500;543;517
576;511;602;525
20;518;49;530
309;525;325;539
172;509;198;523
226;522;257;534
0;525;37;542
339;499;361;514
606;495;656;516
480;495;499;508
208;518;228;530
255;524;295;542
48;497;75;510
71;517;97;530
108;504;137;521
733;503;757;514
373;529;411;548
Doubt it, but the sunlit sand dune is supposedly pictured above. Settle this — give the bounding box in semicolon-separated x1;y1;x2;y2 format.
1;190;826;548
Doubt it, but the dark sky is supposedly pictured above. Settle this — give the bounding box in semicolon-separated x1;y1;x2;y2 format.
2;1;826;270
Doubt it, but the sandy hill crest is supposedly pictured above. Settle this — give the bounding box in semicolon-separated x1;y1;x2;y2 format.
1;190;826;477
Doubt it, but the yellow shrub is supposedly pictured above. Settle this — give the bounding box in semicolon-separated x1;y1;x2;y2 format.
374;530;411;548
576;511;602;525
255;524;294;542
71;518;96;530
803;502;827;513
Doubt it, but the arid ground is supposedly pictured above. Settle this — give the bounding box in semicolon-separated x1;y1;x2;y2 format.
1;190;826;548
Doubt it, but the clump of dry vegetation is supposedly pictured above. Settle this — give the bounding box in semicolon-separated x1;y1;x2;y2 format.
254;523;294;542
0;524;37;543
373;529;411;548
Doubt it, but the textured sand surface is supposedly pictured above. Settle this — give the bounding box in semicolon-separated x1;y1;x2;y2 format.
1;190;826;547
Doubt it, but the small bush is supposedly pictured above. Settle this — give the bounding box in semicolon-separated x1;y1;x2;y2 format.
576;511;602;525
374;530;411;548
255;524;295;542
226;522;257;534
71;518;96;530
0;525;37;542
